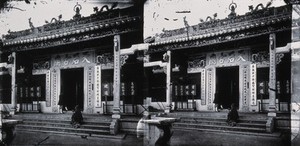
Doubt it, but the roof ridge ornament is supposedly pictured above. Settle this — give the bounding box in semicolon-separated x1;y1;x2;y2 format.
93;2;118;14
73;2;82;20
228;1;237;19
248;0;273;13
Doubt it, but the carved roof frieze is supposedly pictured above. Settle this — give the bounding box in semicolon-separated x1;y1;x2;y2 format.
150;5;291;46
148;21;290;53
3;16;140;47
2;19;140;53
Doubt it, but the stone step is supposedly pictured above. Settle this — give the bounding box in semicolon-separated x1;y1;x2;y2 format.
15;129;125;140
178;117;267;124
22;121;110;131
173;123;266;133
173;127;280;138
13;113;112;122
168;112;268;120
16;124;110;135
22;118;111;126
178;119;266;128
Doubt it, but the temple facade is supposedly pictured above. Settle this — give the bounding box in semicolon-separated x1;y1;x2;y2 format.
0;3;144;114
0;1;299;116
142;2;296;113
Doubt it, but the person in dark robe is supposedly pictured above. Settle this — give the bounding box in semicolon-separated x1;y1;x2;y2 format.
213;93;223;112
58;93;67;113
71;105;83;128
227;103;239;126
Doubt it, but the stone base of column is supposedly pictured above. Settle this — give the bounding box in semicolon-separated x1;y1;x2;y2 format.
164;105;172;113
267;112;277;117
164;108;171;113
112;114;121;119
110;118;120;135
9;106;17;115
266;117;275;133
268;105;277;117
110;107;121;135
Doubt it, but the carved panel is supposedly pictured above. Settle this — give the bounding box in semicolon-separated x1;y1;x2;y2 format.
201;69;206;105
250;64;257;106
251;51;269;67
96;53;128;70
188;57;206;73
33;60;50;70
276;53;284;64
94;65;101;107
96;53;113;70
87;66;94;113
46;70;51;107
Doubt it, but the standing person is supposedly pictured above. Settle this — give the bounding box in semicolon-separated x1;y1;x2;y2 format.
213;93;221;112
227;103;239;126
71;105;83;128
58;93;67;113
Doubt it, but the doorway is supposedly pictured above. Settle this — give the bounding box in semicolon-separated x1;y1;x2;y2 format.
216;66;239;109
60;68;84;111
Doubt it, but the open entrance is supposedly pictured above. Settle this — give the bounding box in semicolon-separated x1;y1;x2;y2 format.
216;66;239;109
61;68;84;111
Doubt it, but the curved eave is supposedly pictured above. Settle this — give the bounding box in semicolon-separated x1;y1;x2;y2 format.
149;14;291;48
3;16;139;47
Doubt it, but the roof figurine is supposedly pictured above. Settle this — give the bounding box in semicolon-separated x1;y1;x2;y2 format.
73;2;82;20
228;1;237;19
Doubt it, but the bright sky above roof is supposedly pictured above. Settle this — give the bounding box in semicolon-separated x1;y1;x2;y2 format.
0;0;286;39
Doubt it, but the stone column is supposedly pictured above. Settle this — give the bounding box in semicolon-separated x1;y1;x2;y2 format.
11;52;17;115
291;3;300;144
112;35;121;118
165;50;172;113
266;34;276;133
110;35;121;135
268;33;277;116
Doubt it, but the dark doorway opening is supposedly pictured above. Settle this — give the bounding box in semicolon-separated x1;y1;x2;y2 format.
216;66;239;109
61;68;84;111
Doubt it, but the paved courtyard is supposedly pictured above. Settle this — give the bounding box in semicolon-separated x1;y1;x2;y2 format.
10;129;291;146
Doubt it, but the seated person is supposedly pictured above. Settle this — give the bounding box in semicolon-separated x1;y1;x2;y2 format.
71;105;83;128
136;113;151;138
226;103;239;126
